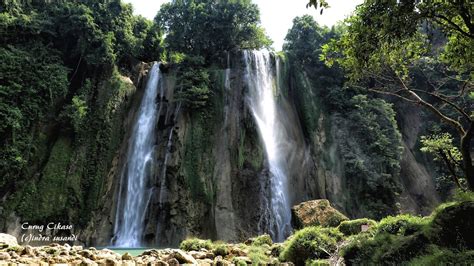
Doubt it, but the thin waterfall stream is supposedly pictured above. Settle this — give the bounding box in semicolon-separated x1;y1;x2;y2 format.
244;51;292;241
113;63;161;247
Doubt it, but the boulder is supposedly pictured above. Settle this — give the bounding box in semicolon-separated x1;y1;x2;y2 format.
429;201;474;249
121;252;133;260
167;258;179;266
0;234;17;248
22;245;36;257
291;199;348;228
172;249;197;264
0;252;11;260
154;260;169;266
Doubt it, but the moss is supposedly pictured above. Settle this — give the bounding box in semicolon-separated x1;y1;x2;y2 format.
341;201;474;265
292;199;349;229
307;259;330;266
376;214;430;236
179;238;213;251
233;258;249;266
182;111;215;202
238;127;264;170
427;200;474;249
252;234;273;247
338;218;377;236
248;245;270;265
343;232;431;265
408;246;474;265
280;226;343;265
16;137;74;221
212;242;229;256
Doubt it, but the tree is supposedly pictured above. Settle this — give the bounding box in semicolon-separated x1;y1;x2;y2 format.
156;0;272;61
321;0;474;190
306;0;329;14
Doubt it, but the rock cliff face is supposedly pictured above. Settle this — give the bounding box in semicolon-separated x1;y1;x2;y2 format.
85;51;439;246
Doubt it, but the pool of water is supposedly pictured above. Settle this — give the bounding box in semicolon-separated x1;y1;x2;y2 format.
102;248;149;256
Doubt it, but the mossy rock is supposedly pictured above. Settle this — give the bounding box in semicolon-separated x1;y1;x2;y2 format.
212;242;229;256
246;234;273;246
280;226;343;265
338;218;377;236
179;238;213;251
291;199;349;229
408;246;474;265
428;201;474;249
378;233;430;263
376;214;429;236
307;259;330;266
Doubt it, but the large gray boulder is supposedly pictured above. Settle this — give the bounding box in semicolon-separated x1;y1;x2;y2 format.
0;233;18;247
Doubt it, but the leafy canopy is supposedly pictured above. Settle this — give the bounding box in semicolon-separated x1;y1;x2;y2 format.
156;0;272;60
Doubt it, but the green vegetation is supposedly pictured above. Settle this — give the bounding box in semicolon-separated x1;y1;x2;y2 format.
0;0;158;226
179;238;213;251
212;242;229;256
156;0;271;61
285;15;404;219
321;0;474;191
376;214;429;236
280;227;343;264
0;44;68;191
251;234;273;247
337;218;376;236
247;245;270;265
341;198;474;265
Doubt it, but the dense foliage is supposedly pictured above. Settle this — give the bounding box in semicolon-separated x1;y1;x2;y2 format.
0;0;162;225
284;15;403;218
156;0;271;61
321;0;474;190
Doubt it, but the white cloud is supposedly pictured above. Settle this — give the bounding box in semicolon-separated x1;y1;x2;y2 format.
123;0;362;51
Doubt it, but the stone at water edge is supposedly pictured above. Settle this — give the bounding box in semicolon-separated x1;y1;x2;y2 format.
0;234;17;248
172;249;198;264
121;252;133;260
291;199;349;228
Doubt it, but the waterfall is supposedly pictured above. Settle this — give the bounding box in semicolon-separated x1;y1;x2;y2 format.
113;63;161;247
243;51;292;241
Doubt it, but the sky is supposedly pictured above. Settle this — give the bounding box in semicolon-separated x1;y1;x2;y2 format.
123;0;363;51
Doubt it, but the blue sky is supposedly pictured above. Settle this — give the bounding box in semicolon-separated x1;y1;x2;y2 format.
123;0;362;50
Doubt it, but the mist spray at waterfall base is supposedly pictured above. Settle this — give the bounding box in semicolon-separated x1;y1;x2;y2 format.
244;51;292;241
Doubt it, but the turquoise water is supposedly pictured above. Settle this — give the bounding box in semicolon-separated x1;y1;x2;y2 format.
103;248;148;256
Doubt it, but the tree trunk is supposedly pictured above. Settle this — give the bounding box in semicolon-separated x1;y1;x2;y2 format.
461;121;474;191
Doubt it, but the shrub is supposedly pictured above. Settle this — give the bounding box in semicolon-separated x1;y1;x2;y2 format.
232;258;248;266
212;242;229;256
376;214;429;236
338;218;377;236
341;233;386;265
280;227;343;265
179;238;213;251
252;234;273;246
248;245;269;265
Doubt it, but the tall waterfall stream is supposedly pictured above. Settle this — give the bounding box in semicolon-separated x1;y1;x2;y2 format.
113;63;161;247
244;51;292;241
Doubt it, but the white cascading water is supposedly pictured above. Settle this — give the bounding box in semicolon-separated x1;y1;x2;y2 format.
244;51;292;241
113;63;161;247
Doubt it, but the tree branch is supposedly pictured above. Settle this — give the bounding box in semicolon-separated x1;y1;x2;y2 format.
396;75;466;135
432;15;474;39
367;88;418;103
411;89;472;121
439;149;464;190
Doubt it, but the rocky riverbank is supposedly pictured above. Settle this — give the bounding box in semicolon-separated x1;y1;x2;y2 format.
0;234;291;265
